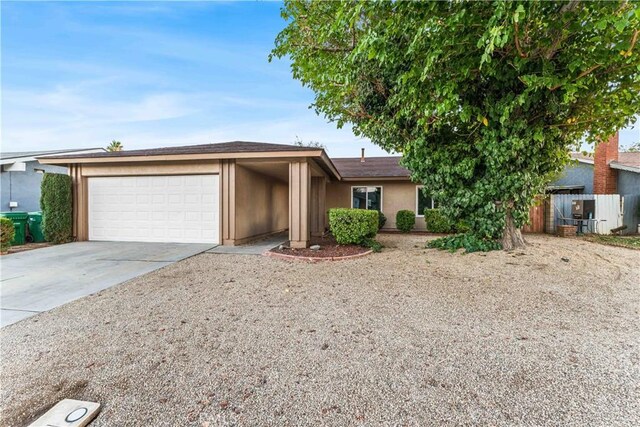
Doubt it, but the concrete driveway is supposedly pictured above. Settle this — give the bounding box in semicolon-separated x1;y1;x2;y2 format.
0;241;215;327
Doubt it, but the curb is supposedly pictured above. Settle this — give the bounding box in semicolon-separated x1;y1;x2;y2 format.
263;249;373;262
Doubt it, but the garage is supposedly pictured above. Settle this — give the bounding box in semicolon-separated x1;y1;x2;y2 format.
88;174;219;244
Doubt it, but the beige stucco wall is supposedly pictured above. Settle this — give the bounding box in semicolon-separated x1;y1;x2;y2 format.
80;160;220;176
234;165;288;242
326;180;426;230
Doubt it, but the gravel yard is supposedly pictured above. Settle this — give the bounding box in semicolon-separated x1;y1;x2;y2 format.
1;234;638;427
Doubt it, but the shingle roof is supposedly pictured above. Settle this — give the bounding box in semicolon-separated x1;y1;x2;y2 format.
618;152;640;168
42;141;320;159
331;156;410;179
570;151;640;171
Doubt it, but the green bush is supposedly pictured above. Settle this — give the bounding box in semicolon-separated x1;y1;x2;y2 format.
362;237;383;252
41;173;73;244
0;217;15;253
427;233;502;253
329;208;378;245
378;210;387;230
424;208;453;233
396;210;415;233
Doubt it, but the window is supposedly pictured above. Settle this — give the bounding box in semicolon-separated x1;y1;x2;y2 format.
416;186;437;217
352;186;382;211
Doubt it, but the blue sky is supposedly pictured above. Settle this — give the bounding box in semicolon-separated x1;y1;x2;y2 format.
1;1;638;156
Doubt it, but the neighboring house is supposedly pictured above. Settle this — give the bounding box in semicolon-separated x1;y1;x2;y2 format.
549;133;640;232
39;142;432;248
0;148;105;212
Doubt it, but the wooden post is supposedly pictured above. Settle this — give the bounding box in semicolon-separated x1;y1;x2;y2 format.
289;161;310;248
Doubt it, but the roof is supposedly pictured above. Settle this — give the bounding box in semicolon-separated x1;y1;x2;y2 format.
40;142;412;180
0;148;105;165
569;152;594;164
570;151;640;173
42;141;320;160
618;152;640;168
331;156;410;179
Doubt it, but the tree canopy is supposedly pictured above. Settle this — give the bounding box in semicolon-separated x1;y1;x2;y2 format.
107;140;123;152
272;0;640;250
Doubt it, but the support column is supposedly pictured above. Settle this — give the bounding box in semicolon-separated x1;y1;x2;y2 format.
221;159;236;245
70;164;88;241
289;160;311;248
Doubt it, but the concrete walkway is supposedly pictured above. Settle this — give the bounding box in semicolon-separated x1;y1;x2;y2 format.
206;233;287;255
0;241;214;327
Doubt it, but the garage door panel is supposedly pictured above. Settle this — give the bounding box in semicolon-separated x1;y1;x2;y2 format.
88;175;219;244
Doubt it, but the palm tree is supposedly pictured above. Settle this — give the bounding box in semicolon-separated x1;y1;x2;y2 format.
106;140;123;152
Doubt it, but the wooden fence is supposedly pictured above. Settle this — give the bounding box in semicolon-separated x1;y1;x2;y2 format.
522;197;545;233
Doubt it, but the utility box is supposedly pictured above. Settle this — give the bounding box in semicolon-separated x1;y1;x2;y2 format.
571;199;595;219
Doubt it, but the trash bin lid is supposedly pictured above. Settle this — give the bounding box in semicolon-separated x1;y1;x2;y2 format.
0;211;29;220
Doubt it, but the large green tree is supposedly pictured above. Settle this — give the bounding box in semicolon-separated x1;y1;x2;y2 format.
272;0;640;250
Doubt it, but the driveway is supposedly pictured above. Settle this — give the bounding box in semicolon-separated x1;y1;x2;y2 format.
0;241;214;327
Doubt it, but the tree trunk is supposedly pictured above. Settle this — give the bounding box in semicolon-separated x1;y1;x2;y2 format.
502;204;526;251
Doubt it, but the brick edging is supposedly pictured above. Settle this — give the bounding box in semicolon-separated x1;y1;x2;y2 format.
263;249;373;262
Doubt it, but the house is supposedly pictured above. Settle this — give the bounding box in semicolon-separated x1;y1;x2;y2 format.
549;133;640;232
37;137;640;247
38;142;431;248
0;148;105;212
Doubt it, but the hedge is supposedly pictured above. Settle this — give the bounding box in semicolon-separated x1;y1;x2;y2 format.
41;173;73;244
396;210;415;233
328;208;378;245
0;217;15;253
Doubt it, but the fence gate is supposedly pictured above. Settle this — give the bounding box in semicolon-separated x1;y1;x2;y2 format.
549;194;623;234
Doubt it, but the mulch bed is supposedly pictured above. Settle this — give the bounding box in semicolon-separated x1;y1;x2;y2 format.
269;234;369;258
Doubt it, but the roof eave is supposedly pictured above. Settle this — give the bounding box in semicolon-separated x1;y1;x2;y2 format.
318;151;342;180
2;148;105;165
610;162;640;173
38;149;326;165
573;158;594;165
340;176;412;182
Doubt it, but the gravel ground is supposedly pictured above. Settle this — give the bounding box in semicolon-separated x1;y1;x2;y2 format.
1;234;638;427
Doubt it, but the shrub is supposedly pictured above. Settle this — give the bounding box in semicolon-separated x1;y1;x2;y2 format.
0;217;15;253
377;210;387;230
424;208;453;233
40;173;73;244
396;210;415;233
427;233;502;253
362;237;383;253
329;208;378;245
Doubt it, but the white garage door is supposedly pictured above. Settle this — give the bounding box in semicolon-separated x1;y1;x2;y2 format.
88;175;219;244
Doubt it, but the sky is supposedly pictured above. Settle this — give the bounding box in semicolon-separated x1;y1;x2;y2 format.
1;1;638;157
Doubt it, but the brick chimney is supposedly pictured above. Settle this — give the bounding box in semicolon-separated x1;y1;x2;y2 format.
593;132;619;194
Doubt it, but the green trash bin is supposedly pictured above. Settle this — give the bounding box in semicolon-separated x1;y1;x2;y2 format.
28;212;45;243
0;211;29;246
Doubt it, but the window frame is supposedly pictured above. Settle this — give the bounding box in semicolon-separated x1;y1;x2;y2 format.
350;186;384;212
415;185;435;217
